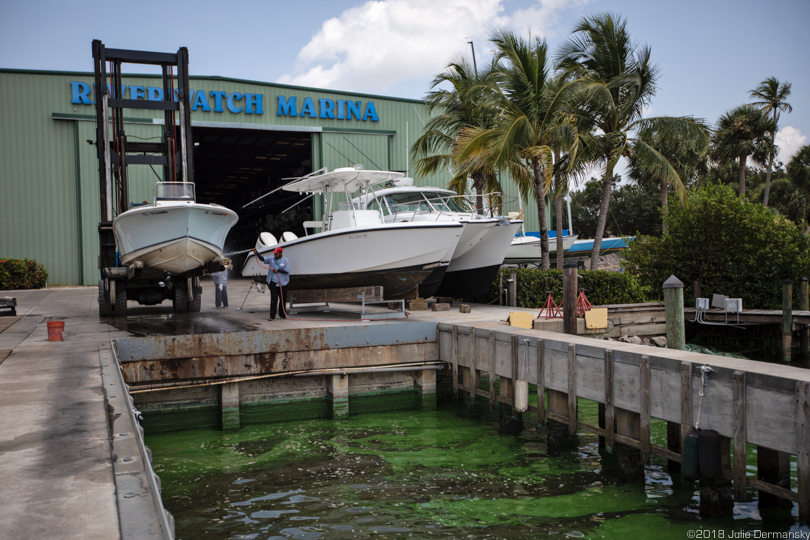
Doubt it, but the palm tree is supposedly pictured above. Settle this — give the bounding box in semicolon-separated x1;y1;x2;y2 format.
455;30;581;269
411;57;500;213
556;13;708;270
750;77;792;207
711;105;776;198
627;125;709;233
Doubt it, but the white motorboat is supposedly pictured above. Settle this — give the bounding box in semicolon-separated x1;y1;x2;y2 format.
354;180;522;297
503;230;579;266
241;167;463;297
113;182;238;274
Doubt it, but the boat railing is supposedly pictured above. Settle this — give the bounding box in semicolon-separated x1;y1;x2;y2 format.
381;193;521;222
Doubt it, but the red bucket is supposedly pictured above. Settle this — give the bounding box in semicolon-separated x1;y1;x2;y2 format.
47;321;65;341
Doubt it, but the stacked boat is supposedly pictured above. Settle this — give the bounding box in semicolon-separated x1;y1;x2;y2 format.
353;179;522;297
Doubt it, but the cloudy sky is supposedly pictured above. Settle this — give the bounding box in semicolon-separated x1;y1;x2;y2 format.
2;0;808;167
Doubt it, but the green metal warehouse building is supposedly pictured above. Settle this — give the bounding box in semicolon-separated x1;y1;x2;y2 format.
0;68;539;286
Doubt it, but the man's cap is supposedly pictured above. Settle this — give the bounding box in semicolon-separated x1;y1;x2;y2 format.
273;247;283;253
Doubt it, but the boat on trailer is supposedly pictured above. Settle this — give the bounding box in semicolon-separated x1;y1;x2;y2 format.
354;180;522;297
113;182;238;275
241;167;463;297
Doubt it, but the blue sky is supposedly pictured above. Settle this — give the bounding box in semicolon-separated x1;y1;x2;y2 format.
2;0;808;167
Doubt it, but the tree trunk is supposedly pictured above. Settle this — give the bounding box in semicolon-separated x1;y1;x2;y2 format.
763;152;774;207
532;159;550;270
660;176;668;234
590;165;615;271
554;150;565;270
472;172;485;215
738;155;747;198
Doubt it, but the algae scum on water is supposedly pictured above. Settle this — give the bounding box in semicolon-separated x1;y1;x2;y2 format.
147;400;802;539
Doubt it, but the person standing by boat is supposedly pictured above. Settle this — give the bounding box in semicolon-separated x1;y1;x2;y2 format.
253;247;290;320
212;268;229;309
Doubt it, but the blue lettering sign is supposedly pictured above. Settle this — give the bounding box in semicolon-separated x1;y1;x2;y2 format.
319;99;335;119
191;89;212;111
211;91;226;112
105;83;127;98
68;82;266;117
300;97;317;118
346;101;362;120
277;96;297;117
362;101;379;122
336;100;346;119
227;92;244;113
245;93;263;115
130;85;145;100
70;81;92;104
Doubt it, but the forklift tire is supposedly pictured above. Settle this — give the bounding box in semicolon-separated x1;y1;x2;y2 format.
173;283;189;313
113;284;127;317
98;280;113;317
188;284;202;312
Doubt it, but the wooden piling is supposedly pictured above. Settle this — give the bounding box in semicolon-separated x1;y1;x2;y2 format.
452;325;459;398
567;344;577;436
563;261;578;335
470;329;479;405
488;331;496;410
536;338;545;425
663;275;685;350
798;381;810;524
733;371;747;501
640;355;651;463
801;278;809;358
783;280;793;362
604;350;615;450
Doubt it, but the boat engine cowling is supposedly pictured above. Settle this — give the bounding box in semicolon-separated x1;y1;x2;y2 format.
256;232;278;250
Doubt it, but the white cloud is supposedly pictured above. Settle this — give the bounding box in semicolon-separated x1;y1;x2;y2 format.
776;126;807;165
277;0;591;96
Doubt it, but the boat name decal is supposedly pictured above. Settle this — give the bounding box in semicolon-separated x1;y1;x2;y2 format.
70;82;382;122
142;210;169;216
204;211;228;216
348;234;368;240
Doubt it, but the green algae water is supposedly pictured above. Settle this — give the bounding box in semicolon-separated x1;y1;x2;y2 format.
147;399;805;539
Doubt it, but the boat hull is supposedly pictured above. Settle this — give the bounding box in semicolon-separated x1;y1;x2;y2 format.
503;233;578;265
434;219;522;298
113;203;238;274
242;222;462;297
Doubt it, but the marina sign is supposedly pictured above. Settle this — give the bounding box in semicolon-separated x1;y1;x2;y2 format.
70;82;379;121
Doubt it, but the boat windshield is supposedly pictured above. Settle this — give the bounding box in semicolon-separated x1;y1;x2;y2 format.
155;182;195;202
383;193;432;215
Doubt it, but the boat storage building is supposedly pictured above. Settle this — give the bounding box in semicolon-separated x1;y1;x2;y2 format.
0;68;541;286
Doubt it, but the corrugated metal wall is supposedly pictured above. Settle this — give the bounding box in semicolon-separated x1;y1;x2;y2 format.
0;69;539;286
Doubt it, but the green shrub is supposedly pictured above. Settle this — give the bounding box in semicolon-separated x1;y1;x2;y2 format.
622;183;810;309
461;267;651;308
0;258;48;290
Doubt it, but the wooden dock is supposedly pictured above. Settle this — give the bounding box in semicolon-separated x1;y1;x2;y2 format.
438;322;810;522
